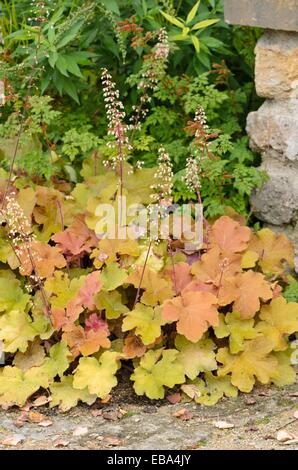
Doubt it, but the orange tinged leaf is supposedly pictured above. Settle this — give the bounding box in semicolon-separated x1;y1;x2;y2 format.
191;247;242;287
123;335;146;359
77;271;102;310
52;215;97;257
210;216;251;256
218;271;273;319
162;291;219;342
18;241;66;278
63;320;110;357
164;262;192;294
51;300;83;331
183;279;217;295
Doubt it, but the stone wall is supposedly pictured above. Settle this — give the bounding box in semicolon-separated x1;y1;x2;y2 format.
224;0;298;266
224;0;298;32
246;31;298;248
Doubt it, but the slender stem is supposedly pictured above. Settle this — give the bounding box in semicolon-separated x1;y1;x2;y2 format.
56;198;70;276
1;24;42;209
56;199;64;232
168;239;178;295
1;122;23;210
26;244;52;319
133;240;152;309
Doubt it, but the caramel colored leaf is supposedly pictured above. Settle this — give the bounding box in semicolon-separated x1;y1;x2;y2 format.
18;241;66;278
77;271;102;310
52;215;97;256
13;341;45;372
191;247;241;287
164;262;192;294
63;321;110;357
210;216;251;256
218;271;272;319
162;291;219;342
123;335;146;359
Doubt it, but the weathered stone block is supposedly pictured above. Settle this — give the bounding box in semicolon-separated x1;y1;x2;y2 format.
246;99;298;164
255;31;298;99
250;160;298;225
224;0;298;32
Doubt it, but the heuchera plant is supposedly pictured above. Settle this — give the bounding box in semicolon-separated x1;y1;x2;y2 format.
0;154;297;409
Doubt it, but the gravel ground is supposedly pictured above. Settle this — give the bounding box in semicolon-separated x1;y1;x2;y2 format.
0;380;297;450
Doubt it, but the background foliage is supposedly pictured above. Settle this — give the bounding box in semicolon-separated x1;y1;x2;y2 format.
0;0;265;217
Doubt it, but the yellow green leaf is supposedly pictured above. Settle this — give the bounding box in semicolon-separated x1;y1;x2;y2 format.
241;250;259;269
45;271;85;308
258;297;298;351
172;33;189;41
160;11;185;29
217;336;277;393
122;304;165;345
271;350;296;387
0;276;29;313
186;1;201;24
95;290;128;319
192;18;219;30
0;310;38;353
73;351;120;398
248;228;294;274
0;366;41;408
185;372;238;406
50;376;97;412
131;349;185;399
175;335;217;380
101;263;128;291
214;312;257;354
191;35;200;52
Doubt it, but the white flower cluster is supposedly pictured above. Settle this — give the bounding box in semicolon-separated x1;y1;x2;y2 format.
183;156;201;193
0;196;42;291
101;68;132;170
0;196;34;246
150;145;173;204
154;28;170;60
194;106;209;133
130;28;170;131
28;1;50;24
